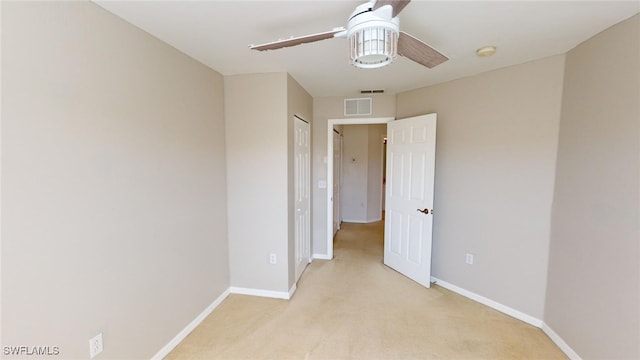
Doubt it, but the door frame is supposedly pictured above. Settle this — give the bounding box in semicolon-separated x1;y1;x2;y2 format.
332;130;343;236
380;133;387;214
326;117;394;259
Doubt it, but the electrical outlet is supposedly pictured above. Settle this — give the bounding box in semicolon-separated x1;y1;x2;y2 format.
465;253;474;265
89;333;103;359
269;253;277;265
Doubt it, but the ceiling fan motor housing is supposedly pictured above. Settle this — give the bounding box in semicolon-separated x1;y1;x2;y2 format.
347;3;400;68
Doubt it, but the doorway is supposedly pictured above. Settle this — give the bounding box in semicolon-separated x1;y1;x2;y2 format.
326;117;394;259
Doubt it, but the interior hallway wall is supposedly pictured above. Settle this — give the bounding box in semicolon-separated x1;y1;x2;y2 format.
1;2;229;358
341;124;386;223
341;124;387;223
396;55;565;319
342;125;370;222
545;14;640;359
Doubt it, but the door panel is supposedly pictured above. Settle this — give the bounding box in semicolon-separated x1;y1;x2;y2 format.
383;114;437;288
410;153;426;200
389;152;404;198
407;215;424;264
388;210;403;255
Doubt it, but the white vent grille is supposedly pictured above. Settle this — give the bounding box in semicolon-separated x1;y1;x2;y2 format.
344;98;372;116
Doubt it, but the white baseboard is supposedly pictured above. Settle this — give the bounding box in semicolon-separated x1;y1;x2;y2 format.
151;288;230;360
542;322;582;360
430;277;582;360
313;253;332;260
151;281;579;360
342;218;380;224
288;283;297;299
229;286;293;300
430;277;542;327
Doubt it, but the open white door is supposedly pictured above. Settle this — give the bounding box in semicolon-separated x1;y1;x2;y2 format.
384;114;437;288
294;117;311;281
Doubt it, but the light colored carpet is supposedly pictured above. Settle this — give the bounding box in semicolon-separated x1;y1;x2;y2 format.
166;221;566;359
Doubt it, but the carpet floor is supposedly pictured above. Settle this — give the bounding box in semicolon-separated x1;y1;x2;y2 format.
166;221;566;359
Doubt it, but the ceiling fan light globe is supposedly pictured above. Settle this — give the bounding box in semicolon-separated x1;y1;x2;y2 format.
347;4;399;69
353;54;393;69
350;34;397;68
348;24;398;69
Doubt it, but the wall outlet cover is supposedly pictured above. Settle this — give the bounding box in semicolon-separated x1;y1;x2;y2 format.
465;253;474;265
89;333;103;359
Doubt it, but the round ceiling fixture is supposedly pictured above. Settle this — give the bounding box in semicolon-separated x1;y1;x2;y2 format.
476;46;497;57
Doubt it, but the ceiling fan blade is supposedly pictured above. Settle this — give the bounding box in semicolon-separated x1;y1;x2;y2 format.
250;28;346;51
397;31;448;69
373;0;411;17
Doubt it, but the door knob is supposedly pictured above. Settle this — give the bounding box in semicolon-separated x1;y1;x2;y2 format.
417;208;430;215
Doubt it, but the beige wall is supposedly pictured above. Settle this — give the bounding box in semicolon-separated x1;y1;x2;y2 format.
545;14;640;359
397;56;565;319
225;73;290;293
1;2;229;358
225;73;311;293
4;3;636;358
312;95;396;256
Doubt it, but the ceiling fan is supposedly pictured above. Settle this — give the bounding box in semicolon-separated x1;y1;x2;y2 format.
249;0;448;69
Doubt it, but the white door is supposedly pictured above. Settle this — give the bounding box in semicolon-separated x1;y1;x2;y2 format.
333;131;342;236
295;117;311;281
384;114;437;288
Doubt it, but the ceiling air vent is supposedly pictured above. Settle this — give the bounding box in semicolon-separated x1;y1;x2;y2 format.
360;89;384;94
344;98;372;116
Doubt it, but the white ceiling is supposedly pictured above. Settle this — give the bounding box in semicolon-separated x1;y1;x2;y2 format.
95;0;639;97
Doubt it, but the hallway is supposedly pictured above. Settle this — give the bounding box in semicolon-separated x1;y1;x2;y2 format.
167;221;565;359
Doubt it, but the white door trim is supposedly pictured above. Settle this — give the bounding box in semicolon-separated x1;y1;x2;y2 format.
326;117;394;259
332;130;341;236
373;133;386;221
